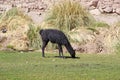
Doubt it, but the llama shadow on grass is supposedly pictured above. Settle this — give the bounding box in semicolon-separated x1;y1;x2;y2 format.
54;56;80;59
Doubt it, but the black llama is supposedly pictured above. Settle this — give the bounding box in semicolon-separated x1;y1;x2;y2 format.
39;29;76;58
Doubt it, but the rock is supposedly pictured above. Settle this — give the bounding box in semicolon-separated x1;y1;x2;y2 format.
116;8;120;15
112;4;119;11
103;7;113;13
97;0;120;14
89;0;99;7
89;9;101;15
98;7;104;13
0;0;120;16
114;0;120;4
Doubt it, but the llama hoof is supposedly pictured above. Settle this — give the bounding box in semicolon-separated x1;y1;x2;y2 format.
42;56;45;57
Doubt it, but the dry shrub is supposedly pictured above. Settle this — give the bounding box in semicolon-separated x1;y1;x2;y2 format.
70;26;120;54
0;8;32;31
0;8;41;50
45;0;94;32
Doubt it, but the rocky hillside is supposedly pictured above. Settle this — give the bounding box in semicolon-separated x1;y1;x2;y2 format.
0;0;120;24
81;0;120;14
0;0;120;14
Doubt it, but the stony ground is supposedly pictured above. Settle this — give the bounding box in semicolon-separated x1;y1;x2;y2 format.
0;0;120;25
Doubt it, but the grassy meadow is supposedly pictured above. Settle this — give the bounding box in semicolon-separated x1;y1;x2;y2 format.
0;1;120;80
0;51;120;80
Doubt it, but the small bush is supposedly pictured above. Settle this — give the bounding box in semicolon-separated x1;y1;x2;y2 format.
91;21;109;28
7;45;14;49
115;43;120;54
0;44;2;48
0;8;32;21
0;8;32;31
45;0;94;32
27;24;41;49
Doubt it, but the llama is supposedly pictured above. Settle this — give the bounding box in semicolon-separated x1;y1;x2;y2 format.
39;29;76;58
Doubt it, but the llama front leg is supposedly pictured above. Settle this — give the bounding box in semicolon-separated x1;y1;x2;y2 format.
42;41;48;57
58;44;64;58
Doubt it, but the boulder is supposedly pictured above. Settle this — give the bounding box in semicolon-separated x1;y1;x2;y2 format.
116;8;120;15
89;9;101;15
89;0;99;7
103;7;113;13
97;0;120;14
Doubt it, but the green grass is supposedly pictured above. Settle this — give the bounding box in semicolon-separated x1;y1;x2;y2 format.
0;51;120;80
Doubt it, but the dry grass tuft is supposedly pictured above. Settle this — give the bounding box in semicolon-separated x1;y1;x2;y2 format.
45;0;94;32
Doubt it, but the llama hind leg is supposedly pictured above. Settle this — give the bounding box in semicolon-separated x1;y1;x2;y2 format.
42;41;48;57
58;44;64;58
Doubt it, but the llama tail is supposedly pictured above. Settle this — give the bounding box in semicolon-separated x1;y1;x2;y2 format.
65;42;76;58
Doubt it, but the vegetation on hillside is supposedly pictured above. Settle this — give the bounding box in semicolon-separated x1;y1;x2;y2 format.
114;21;120;54
27;24;41;49
0;8;41;50
0;2;119;53
44;0;109;31
43;0;110;50
0;8;32;30
44;0;95;32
